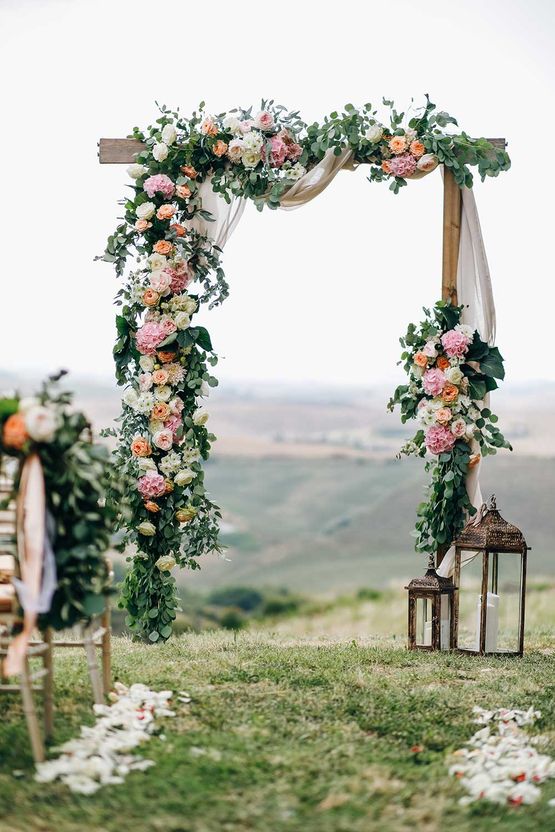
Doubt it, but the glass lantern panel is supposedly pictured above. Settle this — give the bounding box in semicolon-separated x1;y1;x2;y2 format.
415;596;433;646
456;550;485;651
440;593;451;650
488;551;523;654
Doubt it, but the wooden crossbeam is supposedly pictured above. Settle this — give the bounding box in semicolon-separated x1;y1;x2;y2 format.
98;137;507;164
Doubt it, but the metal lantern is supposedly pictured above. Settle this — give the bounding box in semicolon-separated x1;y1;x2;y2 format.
406;554;456;651
453;495;529;656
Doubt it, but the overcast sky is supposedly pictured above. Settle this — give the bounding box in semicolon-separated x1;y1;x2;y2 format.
1;0;553;390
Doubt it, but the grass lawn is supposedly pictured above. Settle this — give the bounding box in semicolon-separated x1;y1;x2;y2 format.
1;631;555;832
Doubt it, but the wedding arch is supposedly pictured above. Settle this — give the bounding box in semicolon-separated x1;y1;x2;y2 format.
98;97;510;642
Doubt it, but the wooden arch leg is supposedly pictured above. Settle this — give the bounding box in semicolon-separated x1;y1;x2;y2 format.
20;656;45;764
82;624;104;705
43;628;54;740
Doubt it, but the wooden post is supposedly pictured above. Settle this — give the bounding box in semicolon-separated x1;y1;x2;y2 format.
101;606;112;694
43;627;54;740
441;166;462;306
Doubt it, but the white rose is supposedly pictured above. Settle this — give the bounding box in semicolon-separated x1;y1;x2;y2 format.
193;408;209;426
139;355;155;372
227;138;244;163
24;405;57;443
155;385;172;402
198;381;210;398
137;521;156;536
152;142;168;162
161;124;177;146
148;253;167;271
137;457;157;472
444;367;463;385
174;311;191;330
155;555;176;572
127;163;148;179
242;149;261;169
174;469;195;487
243;131;263;152
365;124;384;143
136;202;155;220
223;115;244;136
18;397;39;414
417;153;439;173
123;388;139;409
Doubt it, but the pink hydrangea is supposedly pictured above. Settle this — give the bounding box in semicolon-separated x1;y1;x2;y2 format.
135;321;166;355
137;470;166;498
422;368;446;397
441;329;470;358
167;266;193;294
143;174;175;199
425;424;457;455
388;153;417;177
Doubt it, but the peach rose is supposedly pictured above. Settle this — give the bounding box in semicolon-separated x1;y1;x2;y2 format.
131;436;152;457
135;219;152;232
153;240;173;256
381;160;392;173
468;453;481;469
3;412;28;450
170;223;186;237
200;117;218;137
436;356;450;371
414;352;428;368
156;204;176;221
435;408;452;424
152;369;169;385
151;402;171;421
213;140;228;157
410;140;425;158
157;350;177;364
176;184;191;200
165;479;174;494
442;383;459;403
144;500;160;513
142;288;159;307
180;165;198;179
389;135;407;154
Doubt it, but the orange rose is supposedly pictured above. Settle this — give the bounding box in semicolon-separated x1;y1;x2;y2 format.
170;223;186;237
151;402;171;421
156;204;176;221
180;165;198;179
157;350;177;364
468;453;481;469
213;140;228;157
414;352;428;368
3;412;28;450
381;160;392;173
152;369;169;385
165;479;174;494
142;288;159;307
130;437;151;457
389;135;407;154
176;184;191;200
410;140;425;158
153;240;173;255
442;383;459;403
135;219;152;232
144;500;160;513
435;408;452;424
436;356;450;371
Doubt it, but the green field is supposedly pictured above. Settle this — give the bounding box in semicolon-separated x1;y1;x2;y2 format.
2;622;555;832
181;454;555;594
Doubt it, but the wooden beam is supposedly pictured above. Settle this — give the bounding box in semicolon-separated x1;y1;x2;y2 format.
98;136;507;164
441;166;462;306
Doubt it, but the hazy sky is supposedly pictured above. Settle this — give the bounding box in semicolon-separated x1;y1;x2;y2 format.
1;0;553;389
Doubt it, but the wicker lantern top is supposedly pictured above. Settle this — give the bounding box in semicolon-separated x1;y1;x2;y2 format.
454;495;528;553
405;568;456;593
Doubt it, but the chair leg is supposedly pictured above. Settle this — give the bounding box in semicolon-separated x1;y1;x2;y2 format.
82;624;104;705
20;656;45;764
43;628;54;740
101;606;112;695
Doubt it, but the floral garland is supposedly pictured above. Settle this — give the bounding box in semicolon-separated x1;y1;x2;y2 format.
0;373;116;629
388;302;511;555
100;97;511;642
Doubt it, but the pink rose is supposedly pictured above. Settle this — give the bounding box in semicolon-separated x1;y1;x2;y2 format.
160;318;177;336
388;153;417;178
137;470;166;499
143;174;175;199
139;372;153;392
435;408;452;424
425;424;457;455
422;341;438;358
136;321;166;355
169;397;184;414
150;270;172;295
152;369;169;385
451;418;467;438
264;136;287;168
441;329;470;358
164;414;182;438
153;429;173;450
254;110;274;131
422;368;446;397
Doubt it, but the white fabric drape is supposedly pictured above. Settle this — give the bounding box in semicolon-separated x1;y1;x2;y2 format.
195;162;496;581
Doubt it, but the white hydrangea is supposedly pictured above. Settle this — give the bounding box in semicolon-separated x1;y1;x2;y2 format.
455;323;475;342
159;451;182;475
182;448;201;466
242;131;264;152
169;295;197;315
135;392;155;414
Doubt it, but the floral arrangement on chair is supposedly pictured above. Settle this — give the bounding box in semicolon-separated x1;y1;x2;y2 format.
0;371;117;630
388;302;511;555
